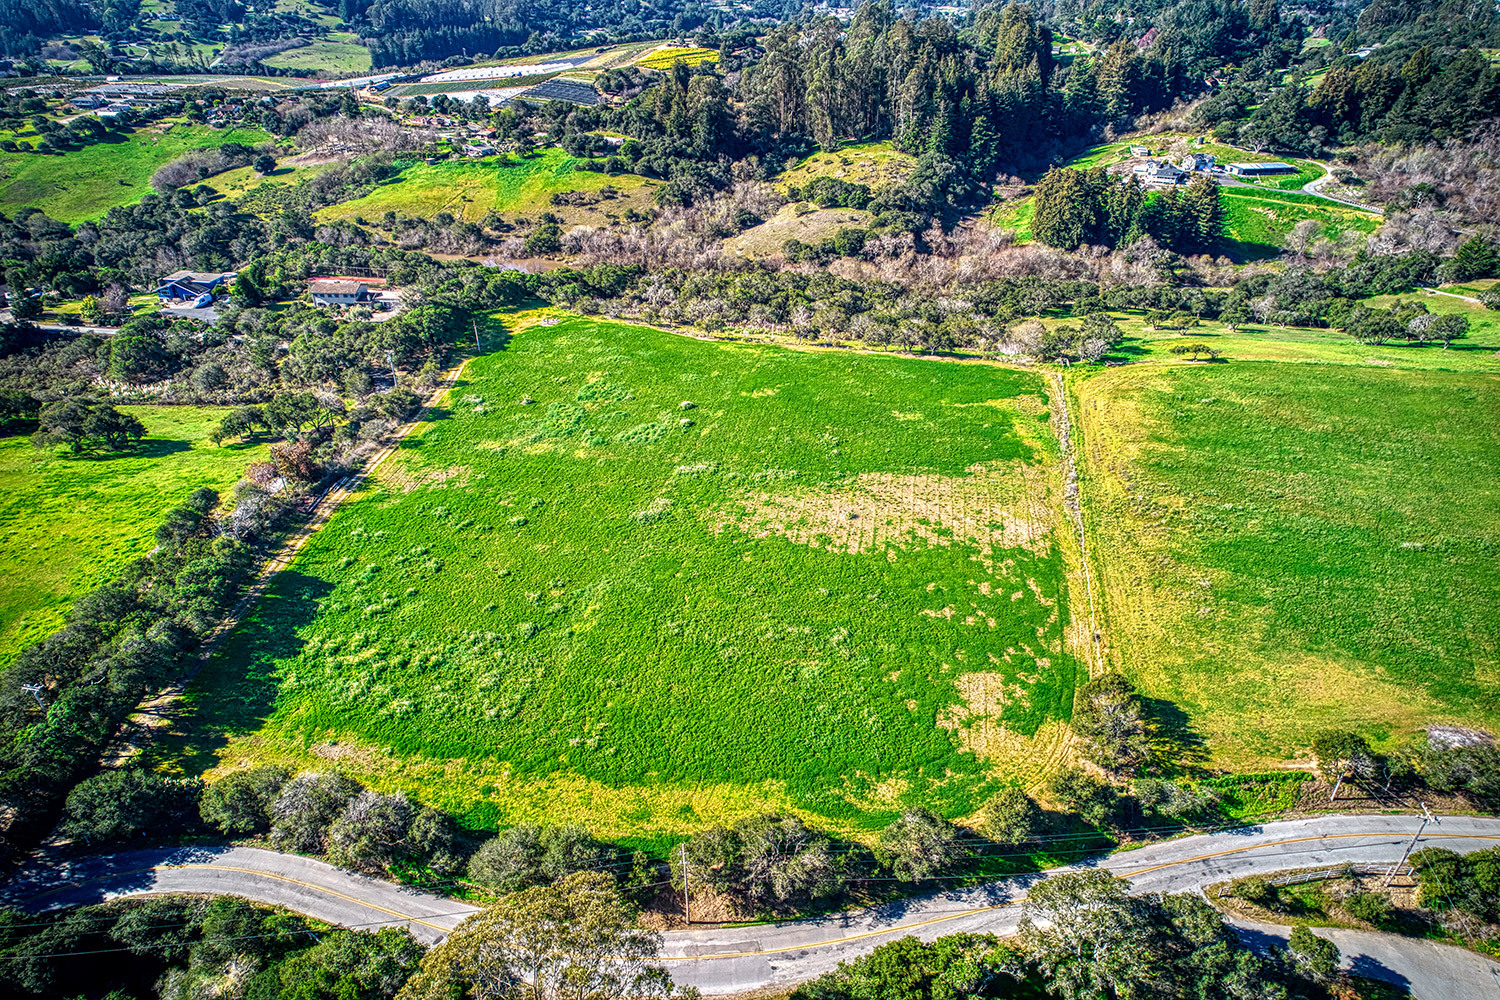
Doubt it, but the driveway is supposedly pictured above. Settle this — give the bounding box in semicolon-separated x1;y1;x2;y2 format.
1232;918;1500;999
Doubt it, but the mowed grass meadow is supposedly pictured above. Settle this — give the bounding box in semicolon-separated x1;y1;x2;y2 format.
1075;362;1500;763
175;315;1082;844
0;407;267;666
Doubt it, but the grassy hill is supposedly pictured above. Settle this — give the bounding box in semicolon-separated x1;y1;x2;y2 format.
0;407;267;667
169;312;1083;845
315;150;656;226
0;124;271;223
775;141;918;195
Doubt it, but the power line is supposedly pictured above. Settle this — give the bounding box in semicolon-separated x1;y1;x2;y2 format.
0;878;684;960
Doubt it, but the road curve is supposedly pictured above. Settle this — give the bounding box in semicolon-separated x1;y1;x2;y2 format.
7;816;1499;991
5;845;480;945
1231;918;1500;1000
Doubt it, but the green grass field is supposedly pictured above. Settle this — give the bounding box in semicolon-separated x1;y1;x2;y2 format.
0;124;271;222
1063;141;1131;170
1074;363;1500;764
990;198;1035;241
0;407;267;667
776;141;918;195
206;156;334;203
262;34;372;74
316;150;654;225
169;312;1083;845
1220;186;1380;259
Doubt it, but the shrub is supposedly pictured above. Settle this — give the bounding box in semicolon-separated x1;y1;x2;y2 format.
876;809;963;882
1047;768;1118;829
1342;891;1391;924
1289;925;1340;980
1133;778;1221;821
269;771;363;853
199;766;288;836
977;787;1041;845
327;790;417;874
466;824;605;893
1235;876;1278;908
60;768;202;844
523;223;563;256
1421;743;1500;799
1073;673;1150;773
409;806;466;875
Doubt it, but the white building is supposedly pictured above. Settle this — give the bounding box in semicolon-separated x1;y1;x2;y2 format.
309;279;369;306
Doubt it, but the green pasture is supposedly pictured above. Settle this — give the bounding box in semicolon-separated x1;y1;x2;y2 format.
206;156;334;203
1220;186;1379;259
262;34;372;74
990;198;1035;241
316;149;653;225
0;124;271;223
0;406;267;667
1074;363;1500;765
776;141;918;195
1084;303;1500;373
1063;141;1131;170
172;313;1082;844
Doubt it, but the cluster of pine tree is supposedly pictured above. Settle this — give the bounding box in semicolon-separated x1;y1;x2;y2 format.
1031;168;1224;254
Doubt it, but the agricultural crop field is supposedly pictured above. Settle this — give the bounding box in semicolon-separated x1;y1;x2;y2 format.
173;313;1084;845
0;407;267;667
634;47;720;70
315;150;655;225
0;124;271;223
1074;362;1500;763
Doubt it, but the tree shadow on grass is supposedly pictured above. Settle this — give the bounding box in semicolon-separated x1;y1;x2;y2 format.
1144;696;1212;776
64;439;193;461
143;571;335;779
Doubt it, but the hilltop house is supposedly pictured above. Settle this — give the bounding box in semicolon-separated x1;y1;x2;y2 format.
1180;152;1216;172
156;270;235;304
1132;159;1186;186
309;279;369;307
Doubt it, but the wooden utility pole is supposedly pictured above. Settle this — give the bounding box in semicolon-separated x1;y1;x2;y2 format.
679;842;691;925
1385;802;1438;885
473;318;481;352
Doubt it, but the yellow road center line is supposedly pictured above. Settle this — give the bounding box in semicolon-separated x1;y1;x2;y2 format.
22;829;1500;957
658;830;1500;962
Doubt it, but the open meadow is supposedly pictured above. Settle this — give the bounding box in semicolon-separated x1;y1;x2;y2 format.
0;124;271;223
775;141;917;195
1073;362;1500;763
0;406;267;667
315;150;656;225
169;313;1084;846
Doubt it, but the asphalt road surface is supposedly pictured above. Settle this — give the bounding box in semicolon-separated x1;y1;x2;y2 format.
8;815;1500;995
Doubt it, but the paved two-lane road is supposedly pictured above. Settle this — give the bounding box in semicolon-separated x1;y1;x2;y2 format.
9;816;1500;994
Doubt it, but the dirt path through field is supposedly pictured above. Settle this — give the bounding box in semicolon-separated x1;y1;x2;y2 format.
104;360;472;764
1049;373;1103;675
